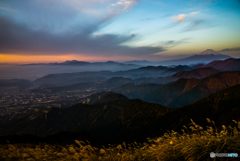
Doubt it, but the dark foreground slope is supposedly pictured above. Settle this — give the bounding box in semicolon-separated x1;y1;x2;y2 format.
1;84;240;146
151;84;240;134
80;91;129;104
0;92;169;145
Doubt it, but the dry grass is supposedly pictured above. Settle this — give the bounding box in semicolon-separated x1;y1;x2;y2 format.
1;118;240;161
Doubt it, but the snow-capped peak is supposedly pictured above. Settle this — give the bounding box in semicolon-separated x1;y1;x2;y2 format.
198;49;222;55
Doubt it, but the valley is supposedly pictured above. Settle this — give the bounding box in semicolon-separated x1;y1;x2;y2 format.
0;55;240;147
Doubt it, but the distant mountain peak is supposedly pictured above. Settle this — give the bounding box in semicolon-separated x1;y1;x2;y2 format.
105;61;117;63
130;60;149;62
65;60;78;62
198;49;222;55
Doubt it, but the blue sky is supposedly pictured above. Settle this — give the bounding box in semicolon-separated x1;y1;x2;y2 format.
0;0;239;63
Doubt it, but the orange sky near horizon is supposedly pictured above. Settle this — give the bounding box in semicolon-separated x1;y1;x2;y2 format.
0;54;74;64
1;50;240;64
0;54;137;64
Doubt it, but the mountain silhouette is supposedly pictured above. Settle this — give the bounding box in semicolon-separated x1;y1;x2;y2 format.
159;49;231;65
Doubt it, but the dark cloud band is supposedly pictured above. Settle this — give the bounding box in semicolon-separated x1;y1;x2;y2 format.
0;15;165;57
219;47;240;52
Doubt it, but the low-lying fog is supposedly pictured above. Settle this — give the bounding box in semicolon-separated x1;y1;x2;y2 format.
0;64;139;80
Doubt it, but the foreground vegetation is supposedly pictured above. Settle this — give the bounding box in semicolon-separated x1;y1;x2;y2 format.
1;118;239;161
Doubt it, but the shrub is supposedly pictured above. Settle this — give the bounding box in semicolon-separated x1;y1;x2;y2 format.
0;118;239;161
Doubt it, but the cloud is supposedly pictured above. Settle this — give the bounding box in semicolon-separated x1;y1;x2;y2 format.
0;0;142;37
0;15;164;57
111;0;138;12
161;38;191;48
172;11;199;23
168;11;214;32
0;5;16;12
173;14;185;22
181;19;214;32
93;33;105;36
0;0;165;59
219;47;240;52
139;14;172;22
0;0;170;60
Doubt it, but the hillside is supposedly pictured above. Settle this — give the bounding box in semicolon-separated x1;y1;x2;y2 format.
101;77;132;89
172;67;219;79
152;84;240;134
80;91;129;104
203;58;240;71
152;67;219;85
141;71;240;107
0;93;169;144
112;83;162;99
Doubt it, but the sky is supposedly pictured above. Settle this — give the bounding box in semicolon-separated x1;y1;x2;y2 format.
0;0;240;63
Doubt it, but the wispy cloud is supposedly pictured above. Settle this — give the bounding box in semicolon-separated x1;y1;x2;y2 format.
181;19;214;32
0;5;16;12
92;33;105;36
219;47;240;52
111;0;138;12
139;14;172;22
160;11;204;31
160;38;191;48
165;11;214;32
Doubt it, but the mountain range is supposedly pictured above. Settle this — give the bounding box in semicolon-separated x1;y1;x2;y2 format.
134;71;240;107
33;65;190;86
5;57;239;90
31;67;220;94
33;57;239;87
26;49;232;68
26;60;138;67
